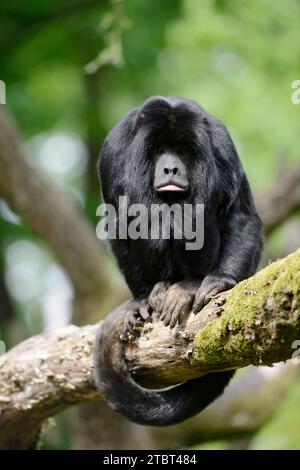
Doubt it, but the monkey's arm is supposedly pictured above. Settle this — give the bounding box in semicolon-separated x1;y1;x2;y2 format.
193;176;263;312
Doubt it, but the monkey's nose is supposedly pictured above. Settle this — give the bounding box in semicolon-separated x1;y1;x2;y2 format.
163;167;178;175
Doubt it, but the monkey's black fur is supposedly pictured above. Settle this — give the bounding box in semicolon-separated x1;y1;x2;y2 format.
94;96;263;426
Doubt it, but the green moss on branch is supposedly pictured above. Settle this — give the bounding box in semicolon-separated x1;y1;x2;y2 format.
194;249;300;369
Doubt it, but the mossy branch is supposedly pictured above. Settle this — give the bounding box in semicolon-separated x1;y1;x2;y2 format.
126;249;300;386
0;249;299;448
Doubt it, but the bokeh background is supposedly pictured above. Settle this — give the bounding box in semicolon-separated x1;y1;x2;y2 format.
0;0;300;449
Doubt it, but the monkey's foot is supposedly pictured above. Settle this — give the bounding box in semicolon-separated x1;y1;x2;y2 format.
159;283;194;328
120;299;152;343
192;274;236;314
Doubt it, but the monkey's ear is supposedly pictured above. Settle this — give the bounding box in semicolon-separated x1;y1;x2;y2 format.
206;115;243;210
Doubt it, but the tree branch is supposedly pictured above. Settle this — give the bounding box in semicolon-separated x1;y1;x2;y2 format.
0;249;299;449
256;161;300;235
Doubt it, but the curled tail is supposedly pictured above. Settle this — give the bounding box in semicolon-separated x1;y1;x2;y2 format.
93;302;234;426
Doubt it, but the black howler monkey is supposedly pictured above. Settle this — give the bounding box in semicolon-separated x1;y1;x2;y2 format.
94;96;263;426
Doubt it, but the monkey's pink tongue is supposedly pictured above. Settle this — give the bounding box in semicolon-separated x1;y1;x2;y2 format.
158;185;184;192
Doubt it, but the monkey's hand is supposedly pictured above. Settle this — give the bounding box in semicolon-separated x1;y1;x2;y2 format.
149;282;194;328
120;299;152;343
192;274;236;314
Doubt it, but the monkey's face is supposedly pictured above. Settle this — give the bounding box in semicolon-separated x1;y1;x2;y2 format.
122;96;218;206
153;151;189;196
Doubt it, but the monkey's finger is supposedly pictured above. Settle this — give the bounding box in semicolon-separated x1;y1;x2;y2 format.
164;309;174;327
122;325;135;339
151;281;169;295
148;282;170;311
139;303;152;320
170;298;190;328
163;299;177;326
159;298;172;321
201;287;226;308
127;316;144;328
192;292;206;314
159;302;168;321
178;303;191;325
193;284;225;313
206;287;223;300
160;304;172;322
131;320;145;330
148;296;159;312
162;292;176;316
169;304;183;328
132;309;142;319
161;294;176;317
125;321;136;333
151;296;165;313
128;313;140;323
159;310;166;321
